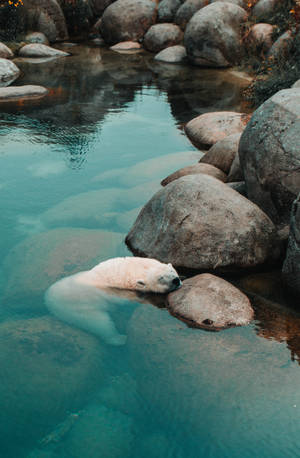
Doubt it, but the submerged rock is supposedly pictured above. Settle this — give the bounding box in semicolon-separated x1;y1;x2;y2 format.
161;162;226;186
100;0;157;45
19;43;70;58
200;132;241;173
167;273;254;330
143;23;183;53
0;85;48;102
185;112;248;148
126;174;277;272
56;405;134;458
0;317;106;454
184;2;246;67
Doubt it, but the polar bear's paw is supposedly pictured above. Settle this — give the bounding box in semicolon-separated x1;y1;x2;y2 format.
106;334;127;346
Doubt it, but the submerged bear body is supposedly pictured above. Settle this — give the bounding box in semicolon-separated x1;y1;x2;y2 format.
45;257;181;345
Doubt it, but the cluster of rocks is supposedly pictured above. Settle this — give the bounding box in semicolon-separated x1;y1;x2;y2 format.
125;84;300;327
0;32;71;102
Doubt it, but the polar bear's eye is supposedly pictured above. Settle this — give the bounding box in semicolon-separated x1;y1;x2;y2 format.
158;276;166;284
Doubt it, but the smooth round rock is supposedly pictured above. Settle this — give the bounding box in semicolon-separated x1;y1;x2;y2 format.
184;2;246;67
25;32;50;45
158;0;182;22
185;111;249;148
0;58;20;83
0;85;48;102
175;0;208;30
143;23;183;53
167;273;254;330
0;42;13;59
200;132;242;172
154;45;187;63
19;43;70;58
161;162;226;186
110;41;141;52
100;0;157;45
246;23;274;55
126;174;277;272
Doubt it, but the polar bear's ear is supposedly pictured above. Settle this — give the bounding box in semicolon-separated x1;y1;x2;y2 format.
168;263;172;267
136;280;146;289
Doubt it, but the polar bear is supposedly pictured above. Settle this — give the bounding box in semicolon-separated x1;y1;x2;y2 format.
45;257;181;346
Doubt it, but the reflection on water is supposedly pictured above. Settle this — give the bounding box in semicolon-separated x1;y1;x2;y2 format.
0;44;299;458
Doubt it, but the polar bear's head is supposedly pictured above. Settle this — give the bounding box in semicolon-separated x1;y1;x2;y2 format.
135;261;181;294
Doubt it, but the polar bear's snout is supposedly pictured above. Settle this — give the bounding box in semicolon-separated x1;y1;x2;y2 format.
172;277;181;288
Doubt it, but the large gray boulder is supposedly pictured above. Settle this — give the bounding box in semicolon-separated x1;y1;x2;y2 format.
282;195;300;296
143;23;183;53
0;317;106;455
175;0;208;30
239;88;300;227
167;273;254;330
126;174;277;272
99;0;157;45
184;2;247;67
157;0;182;22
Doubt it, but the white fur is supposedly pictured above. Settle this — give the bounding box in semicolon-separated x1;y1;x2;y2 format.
45;257;181;346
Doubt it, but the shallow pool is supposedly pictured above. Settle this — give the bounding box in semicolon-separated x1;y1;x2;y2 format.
0;45;299;458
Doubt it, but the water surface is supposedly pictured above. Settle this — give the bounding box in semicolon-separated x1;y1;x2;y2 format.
0;44;299;458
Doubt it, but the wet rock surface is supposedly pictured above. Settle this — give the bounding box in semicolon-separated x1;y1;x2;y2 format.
239;88;300;227
126;174;277;272
167;273;254;330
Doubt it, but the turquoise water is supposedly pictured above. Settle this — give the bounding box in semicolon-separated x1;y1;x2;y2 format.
0;45;300;458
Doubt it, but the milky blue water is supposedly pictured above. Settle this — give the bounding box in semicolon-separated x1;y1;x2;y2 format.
0;45;300;458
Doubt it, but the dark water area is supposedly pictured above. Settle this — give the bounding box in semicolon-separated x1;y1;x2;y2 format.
0;44;300;458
